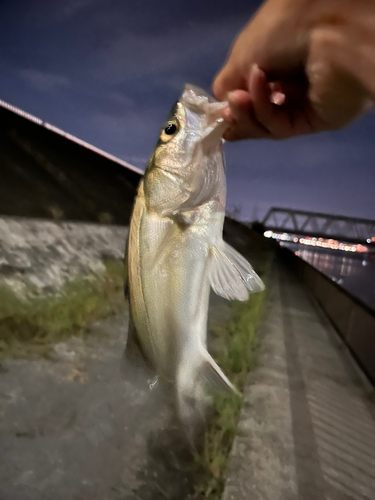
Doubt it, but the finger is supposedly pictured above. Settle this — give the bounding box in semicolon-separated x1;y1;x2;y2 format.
224;118;269;141
224;90;271;140
249;65;304;138
213;62;247;101
249;65;283;134
227;90;252;118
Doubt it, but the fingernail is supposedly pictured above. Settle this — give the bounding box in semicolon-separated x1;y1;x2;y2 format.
271;91;286;105
251;63;261;75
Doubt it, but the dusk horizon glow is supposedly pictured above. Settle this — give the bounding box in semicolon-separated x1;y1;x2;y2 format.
1;0;374;222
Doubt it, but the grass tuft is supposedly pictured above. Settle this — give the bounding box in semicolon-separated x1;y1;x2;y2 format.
0;259;125;359
194;260;271;499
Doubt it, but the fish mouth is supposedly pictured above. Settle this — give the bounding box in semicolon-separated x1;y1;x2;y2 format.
180;84;228;145
182;84;218;106
180;84;227;116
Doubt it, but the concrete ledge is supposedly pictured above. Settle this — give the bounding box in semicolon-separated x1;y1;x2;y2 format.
223;260;375;500
280;248;375;385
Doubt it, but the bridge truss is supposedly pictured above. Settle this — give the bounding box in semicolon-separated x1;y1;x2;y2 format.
262;207;375;243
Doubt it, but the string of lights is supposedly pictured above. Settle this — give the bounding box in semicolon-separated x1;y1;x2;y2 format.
263;230;372;253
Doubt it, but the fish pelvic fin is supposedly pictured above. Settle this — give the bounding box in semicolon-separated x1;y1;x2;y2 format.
208;241;265;301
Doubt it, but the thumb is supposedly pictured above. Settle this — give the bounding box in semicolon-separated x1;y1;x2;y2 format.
213;61;247;101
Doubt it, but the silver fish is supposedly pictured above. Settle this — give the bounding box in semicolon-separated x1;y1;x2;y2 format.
125;85;264;426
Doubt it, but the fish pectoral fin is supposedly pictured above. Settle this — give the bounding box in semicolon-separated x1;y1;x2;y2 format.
208;241;265;301
200;350;241;397
121;312;154;380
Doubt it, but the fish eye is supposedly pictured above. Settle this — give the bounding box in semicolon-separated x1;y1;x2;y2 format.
160;120;179;143
164;122;177;135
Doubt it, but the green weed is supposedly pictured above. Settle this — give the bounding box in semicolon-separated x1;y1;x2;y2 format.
0;259;125;359
194;255;272;499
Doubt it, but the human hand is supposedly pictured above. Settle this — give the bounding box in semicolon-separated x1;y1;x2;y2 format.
213;0;375;141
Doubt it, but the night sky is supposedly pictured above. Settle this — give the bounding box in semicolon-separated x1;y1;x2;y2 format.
0;0;374;221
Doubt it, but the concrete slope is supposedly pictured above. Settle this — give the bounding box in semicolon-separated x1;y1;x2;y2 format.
223;260;375;500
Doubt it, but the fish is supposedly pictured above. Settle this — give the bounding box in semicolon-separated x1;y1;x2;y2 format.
124;85;264;430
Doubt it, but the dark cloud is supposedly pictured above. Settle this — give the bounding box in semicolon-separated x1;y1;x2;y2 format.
0;0;374;219
18;69;71;91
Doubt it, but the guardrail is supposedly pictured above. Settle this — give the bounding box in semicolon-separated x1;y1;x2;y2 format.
279;246;375;386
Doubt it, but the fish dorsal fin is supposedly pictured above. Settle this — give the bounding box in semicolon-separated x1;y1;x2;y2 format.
208;241;265;301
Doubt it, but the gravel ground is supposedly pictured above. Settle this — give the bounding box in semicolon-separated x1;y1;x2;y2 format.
0;217;237;499
0;310;205;500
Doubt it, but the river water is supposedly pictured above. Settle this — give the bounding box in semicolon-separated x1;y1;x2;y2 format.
284;243;375;312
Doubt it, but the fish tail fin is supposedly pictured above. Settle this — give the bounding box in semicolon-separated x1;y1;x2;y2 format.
200;349;241;397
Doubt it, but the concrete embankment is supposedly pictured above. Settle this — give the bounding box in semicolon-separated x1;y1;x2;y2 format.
0;217;127;295
0;216;265;500
223;257;375;500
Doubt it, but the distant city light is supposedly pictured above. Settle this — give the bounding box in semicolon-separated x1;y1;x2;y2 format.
263;231;368;253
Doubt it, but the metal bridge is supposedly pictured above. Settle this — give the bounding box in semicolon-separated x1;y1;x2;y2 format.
262;207;375;243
